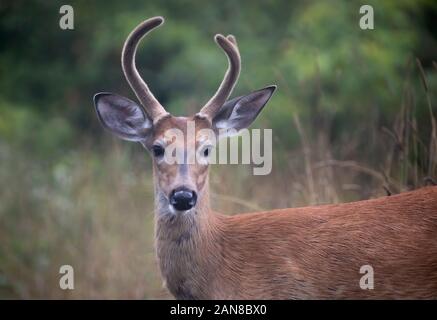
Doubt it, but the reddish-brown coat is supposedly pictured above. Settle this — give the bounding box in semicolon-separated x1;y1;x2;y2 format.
156;186;437;299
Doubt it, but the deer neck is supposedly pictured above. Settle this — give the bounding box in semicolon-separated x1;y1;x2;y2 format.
153;177;223;299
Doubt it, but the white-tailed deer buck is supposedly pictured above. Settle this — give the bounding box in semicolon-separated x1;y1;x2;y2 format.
93;17;437;299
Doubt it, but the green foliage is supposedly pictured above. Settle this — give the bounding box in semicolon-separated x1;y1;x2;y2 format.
1;0;435;151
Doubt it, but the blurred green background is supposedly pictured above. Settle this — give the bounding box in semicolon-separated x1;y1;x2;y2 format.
0;0;436;298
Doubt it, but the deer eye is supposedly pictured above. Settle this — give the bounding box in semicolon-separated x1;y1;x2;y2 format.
202;146;211;157
152;145;165;157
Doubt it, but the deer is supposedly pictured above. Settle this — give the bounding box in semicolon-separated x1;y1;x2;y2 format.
93;16;437;299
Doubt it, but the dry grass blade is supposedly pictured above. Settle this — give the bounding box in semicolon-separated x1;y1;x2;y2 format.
313;159;398;192
211;193;265;212
416;59;437;177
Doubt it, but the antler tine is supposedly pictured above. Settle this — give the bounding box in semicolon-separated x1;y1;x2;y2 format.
122;16;168;120
198;34;241;119
226;34;237;46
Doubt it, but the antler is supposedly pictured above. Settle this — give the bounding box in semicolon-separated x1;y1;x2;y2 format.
198;34;241;119
122;16;168;120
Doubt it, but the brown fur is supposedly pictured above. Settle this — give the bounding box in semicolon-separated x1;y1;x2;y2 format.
156;183;437;299
144;116;437;300
149;118;437;300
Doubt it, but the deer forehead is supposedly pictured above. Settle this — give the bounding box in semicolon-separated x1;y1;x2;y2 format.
152;116;212;146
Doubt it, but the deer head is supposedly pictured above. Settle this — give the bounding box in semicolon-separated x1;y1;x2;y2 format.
93;16;276;215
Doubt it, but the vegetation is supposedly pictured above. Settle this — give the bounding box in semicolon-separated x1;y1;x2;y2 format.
0;0;436;298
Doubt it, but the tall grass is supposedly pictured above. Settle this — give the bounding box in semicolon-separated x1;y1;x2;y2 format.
0;143;168;298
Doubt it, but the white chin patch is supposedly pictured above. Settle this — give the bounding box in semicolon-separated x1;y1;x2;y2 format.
168;204;193;216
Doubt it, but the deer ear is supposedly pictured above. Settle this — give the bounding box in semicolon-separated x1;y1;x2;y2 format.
212;85;276;135
94;93;153;141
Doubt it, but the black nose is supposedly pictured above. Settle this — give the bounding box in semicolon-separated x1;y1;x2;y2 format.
170;187;197;211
